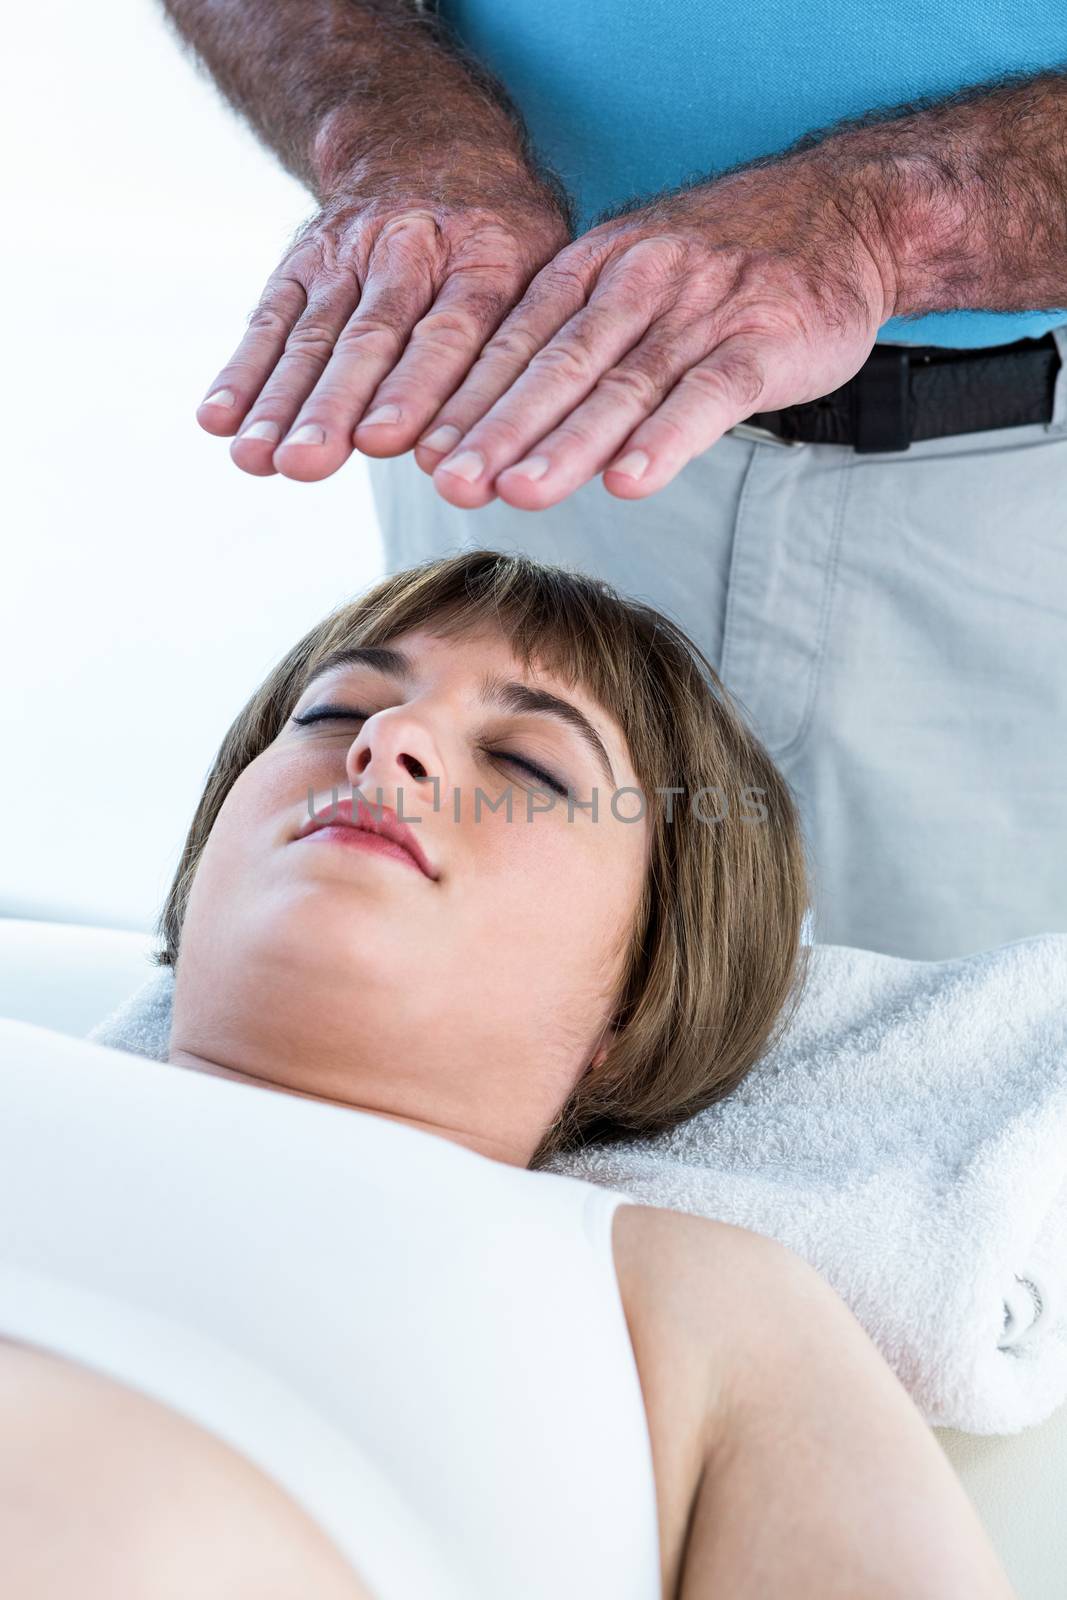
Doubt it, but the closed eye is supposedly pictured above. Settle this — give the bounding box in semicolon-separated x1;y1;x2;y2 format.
497;753;569;796
291;707;370;728
289;707;569;796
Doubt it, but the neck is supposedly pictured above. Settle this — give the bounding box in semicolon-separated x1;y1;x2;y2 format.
166;1047;532;1167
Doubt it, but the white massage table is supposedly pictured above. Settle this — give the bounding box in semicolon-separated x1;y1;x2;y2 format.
1;915;1064;1599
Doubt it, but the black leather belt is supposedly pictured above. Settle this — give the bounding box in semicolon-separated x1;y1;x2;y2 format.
742;330;1063;452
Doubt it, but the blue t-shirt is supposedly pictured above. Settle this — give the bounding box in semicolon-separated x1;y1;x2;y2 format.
437;1;1067;348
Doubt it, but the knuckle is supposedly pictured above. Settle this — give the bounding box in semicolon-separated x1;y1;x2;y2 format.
551;416;596;452
736;362;767;408
335;317;405;356
595;364;663;407
245;303;291;338
297;226;362;282
613;235;687;290
411;305;483;350
483;322;543;366
702;348;766;409
528;341;591;383
377;211;443;248
480;411;528;449
600;283;649;321
284;321;338;364
368;213;447;275
247;268;309;319
647;411;688;447
543;261;590;300
682;364;733;406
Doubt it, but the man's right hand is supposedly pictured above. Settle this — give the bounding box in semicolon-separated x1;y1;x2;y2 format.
196;171;572;485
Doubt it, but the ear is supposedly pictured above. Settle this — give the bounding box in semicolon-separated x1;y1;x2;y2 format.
584;1026;617;1078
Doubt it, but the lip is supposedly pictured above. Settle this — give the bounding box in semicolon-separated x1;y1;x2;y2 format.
295;796;438;880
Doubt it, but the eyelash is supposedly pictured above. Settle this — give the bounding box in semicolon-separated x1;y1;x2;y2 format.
290;707;570;797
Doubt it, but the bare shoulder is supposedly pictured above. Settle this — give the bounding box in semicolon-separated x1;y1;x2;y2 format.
0;1337;375;1600
612;1200;794;1297
612;1200;877;1440
611;1203;800;1600
612;1200;801;1411
612;1209;1017;1600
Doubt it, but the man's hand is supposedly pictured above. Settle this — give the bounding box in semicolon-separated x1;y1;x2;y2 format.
197;168;571;483
413;158;897;509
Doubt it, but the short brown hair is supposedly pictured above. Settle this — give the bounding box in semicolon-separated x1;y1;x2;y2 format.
156;548;812;1170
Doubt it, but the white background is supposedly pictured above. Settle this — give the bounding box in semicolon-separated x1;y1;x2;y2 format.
2;0;387;931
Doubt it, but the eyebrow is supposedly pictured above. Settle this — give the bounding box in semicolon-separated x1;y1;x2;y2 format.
301;644;616;786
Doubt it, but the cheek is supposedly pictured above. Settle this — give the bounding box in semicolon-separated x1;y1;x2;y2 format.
178;826;246;961
477;815;641;951
183;778;276;928
208;762;287;864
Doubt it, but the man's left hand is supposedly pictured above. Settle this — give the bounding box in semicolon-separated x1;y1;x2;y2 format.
413;157;898;508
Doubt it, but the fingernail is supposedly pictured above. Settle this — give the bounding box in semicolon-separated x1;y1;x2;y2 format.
360;404;402;427
420;424;462;453
438;449;484;483
285;423;326;446
502;455;551;481
608;449;650;480
240;419;281;442
203;388;236;408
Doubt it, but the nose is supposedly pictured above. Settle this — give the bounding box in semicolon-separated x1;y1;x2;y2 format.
347;706;444;816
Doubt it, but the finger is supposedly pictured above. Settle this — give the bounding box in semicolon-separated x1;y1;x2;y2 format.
352;273;534;458
600;334;773;499
409;244;601;480
196;265;311;450
267;214;453;482
227;266;366;480
491;315;704;510
426;256;661;508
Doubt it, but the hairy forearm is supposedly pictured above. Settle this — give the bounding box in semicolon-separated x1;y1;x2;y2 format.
157;0;571;216
709;67;1067;322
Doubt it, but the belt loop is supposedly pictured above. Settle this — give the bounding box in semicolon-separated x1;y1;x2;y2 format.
850;346;912;453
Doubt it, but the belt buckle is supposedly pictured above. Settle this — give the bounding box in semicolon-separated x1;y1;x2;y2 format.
728;421;805;448
851;346;912;453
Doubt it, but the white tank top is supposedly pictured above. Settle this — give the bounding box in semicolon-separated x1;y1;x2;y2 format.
0;1018;662;1600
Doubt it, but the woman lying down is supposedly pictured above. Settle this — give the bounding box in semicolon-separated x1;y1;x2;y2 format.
0;549;1017;1600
